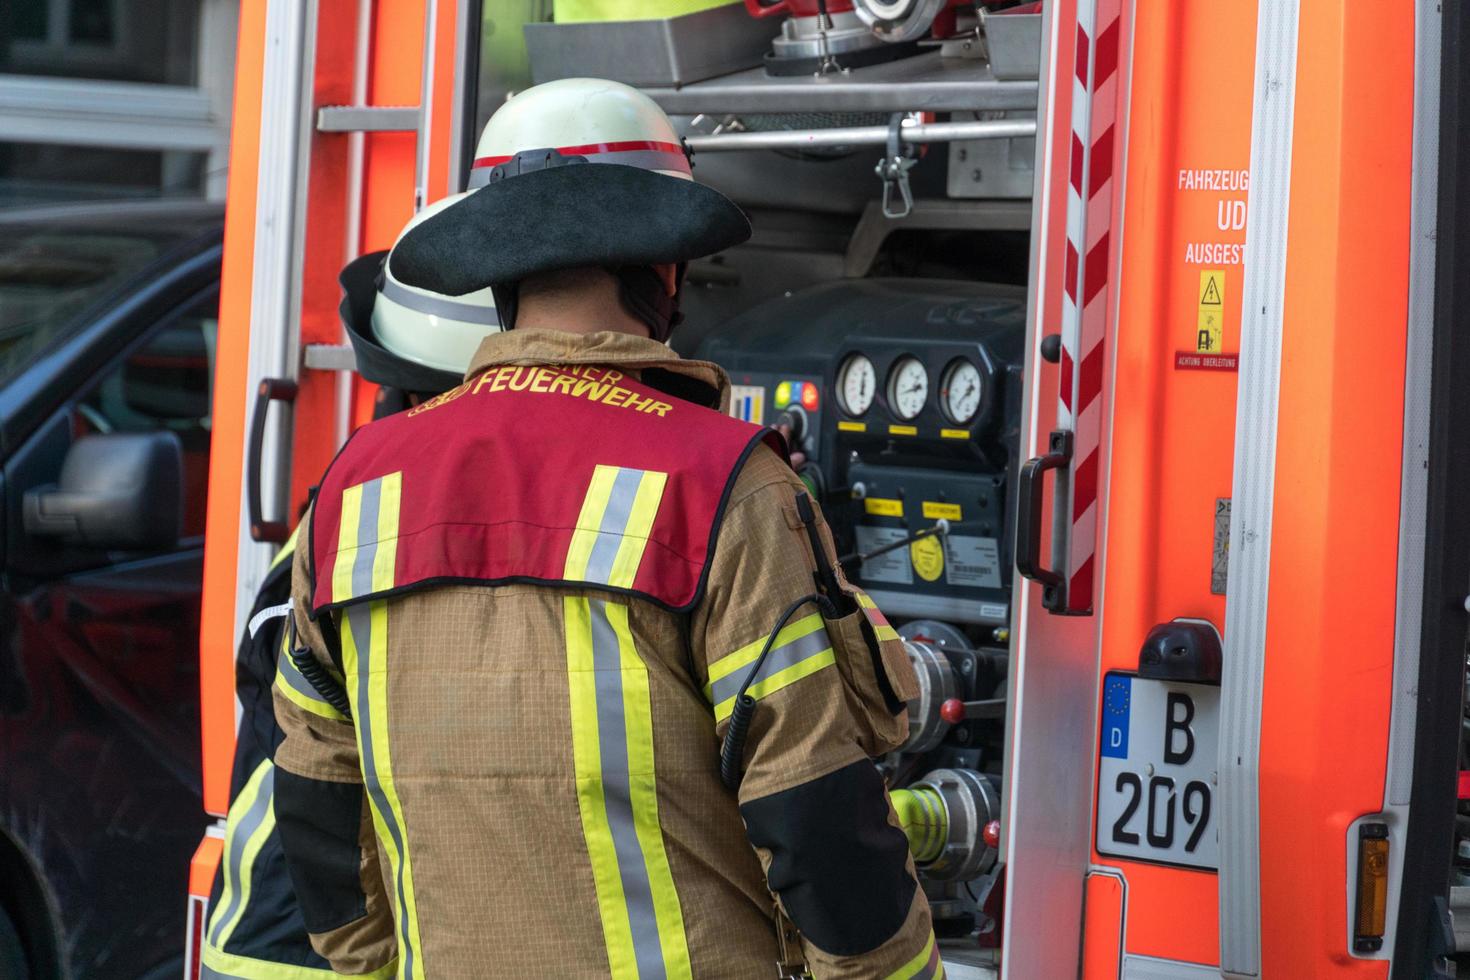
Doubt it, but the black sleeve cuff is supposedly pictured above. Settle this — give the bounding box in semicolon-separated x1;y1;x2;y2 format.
741;759;916;956
274;769;369;934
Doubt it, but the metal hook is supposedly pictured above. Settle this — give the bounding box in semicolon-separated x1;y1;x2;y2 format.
875;113;918;219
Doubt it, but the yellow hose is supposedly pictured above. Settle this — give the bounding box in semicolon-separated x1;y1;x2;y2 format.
891;786;948;863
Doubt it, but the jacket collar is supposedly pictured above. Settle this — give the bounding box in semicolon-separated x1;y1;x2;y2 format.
465;329;731;411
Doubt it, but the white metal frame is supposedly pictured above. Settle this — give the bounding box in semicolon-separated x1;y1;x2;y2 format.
227;0;316;709
1217;1;1302;975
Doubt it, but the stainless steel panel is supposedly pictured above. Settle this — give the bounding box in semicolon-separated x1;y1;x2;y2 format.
524;5;780;88
643;51;1038;114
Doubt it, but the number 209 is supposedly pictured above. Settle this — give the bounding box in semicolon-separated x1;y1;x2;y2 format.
1111;773;1211;853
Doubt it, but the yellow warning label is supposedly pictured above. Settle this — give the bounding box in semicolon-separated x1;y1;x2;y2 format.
888;424;918;437
1196;269;1225;353
1199;270;1223;306
939;428;970;440
910;535;945;582
922;501;963;521
838;420;866;432
864;497;904;518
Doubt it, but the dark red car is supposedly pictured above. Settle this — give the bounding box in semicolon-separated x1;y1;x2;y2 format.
0;200;222;979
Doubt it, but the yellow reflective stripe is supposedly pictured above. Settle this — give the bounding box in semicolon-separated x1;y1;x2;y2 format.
332;483;362;604
566;594;693;979
199;941;361;980
565;595;632;971
565;465;619;581
706;613;827;688
274;664;348;721
209;760;278;951
712;649;835;723
610;602;692;978
372;472;401;594
274;627;348;722
884;932;943;980
605;470;667;589
855;591;901;642
340;476;424;977
268;525;300;573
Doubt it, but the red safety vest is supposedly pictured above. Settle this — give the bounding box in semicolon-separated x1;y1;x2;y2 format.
309;362;785;615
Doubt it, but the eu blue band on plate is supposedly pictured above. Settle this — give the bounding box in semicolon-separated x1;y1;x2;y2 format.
1101;674;1131;759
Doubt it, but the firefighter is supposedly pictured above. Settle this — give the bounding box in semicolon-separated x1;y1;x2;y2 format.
200;194;495;980
274;78;942;980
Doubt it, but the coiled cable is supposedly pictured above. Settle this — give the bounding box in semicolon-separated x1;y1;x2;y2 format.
719;592;836;792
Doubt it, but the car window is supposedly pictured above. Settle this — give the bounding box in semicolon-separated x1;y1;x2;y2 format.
0;225;200;389
75;290;217;538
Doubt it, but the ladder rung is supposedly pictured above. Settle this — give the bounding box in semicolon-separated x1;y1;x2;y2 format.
303;344;357;371
316;105;420;133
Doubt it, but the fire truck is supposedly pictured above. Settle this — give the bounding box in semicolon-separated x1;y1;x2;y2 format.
184;0;1469;977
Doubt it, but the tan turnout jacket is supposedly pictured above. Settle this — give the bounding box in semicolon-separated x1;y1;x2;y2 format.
274;330;940;979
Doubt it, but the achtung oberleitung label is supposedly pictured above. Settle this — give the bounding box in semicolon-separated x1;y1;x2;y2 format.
1197;270;1225;353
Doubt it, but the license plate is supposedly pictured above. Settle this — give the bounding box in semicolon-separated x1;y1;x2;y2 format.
1095;672;1219;870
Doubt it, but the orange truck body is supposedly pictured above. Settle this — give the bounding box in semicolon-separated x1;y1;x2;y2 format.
191;1;1458;977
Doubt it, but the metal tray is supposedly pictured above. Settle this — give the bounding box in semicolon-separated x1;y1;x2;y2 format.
980;9;1042;80
525;5;782;88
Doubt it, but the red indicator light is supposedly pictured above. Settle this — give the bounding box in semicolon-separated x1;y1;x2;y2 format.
801;383;819;410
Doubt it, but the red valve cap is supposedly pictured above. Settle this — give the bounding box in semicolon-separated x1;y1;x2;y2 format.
940;698;966;725
983;820;1001;850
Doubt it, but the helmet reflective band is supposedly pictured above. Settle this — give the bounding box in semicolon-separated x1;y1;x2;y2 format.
372;191;500;374
468;78;691;189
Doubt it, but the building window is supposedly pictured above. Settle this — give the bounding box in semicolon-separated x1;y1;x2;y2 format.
0;142;208;205
1;0;200;87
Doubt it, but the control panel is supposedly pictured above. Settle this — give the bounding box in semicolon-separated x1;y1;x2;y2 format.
700;278;1025;623
698;278;1026;952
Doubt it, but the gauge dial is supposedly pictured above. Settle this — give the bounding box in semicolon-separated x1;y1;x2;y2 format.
837;353;876;416
886;356;929;420
940;359;984;425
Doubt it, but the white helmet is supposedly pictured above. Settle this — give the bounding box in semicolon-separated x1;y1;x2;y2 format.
388;78;750;326
468;77;693;187
371;191;500;373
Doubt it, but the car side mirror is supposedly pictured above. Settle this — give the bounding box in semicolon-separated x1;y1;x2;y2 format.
23;432;183;551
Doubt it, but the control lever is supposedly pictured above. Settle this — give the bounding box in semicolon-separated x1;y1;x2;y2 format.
840;518;950;567
939;697;1007;723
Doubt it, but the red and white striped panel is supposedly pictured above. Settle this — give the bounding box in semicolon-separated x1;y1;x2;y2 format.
1056;0;1121;614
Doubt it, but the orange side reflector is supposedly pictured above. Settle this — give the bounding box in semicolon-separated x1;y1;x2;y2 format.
189;832;225;898
1354;823;1390;953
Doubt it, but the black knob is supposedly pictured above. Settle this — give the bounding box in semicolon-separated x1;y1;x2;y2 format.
1040;334;1063;364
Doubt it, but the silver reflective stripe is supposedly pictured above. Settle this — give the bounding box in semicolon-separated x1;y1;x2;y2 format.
589;599;668;980
1218;0;1301;975
208;766;275;946
913;941;943;980
346;478;417;979
379;276;500;326
708;626;832;708
277;641;333;708
583;468;645;586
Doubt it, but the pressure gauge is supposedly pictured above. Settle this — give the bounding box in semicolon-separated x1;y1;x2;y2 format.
886;356;929;420
940;359;984;426
837;353;876;416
